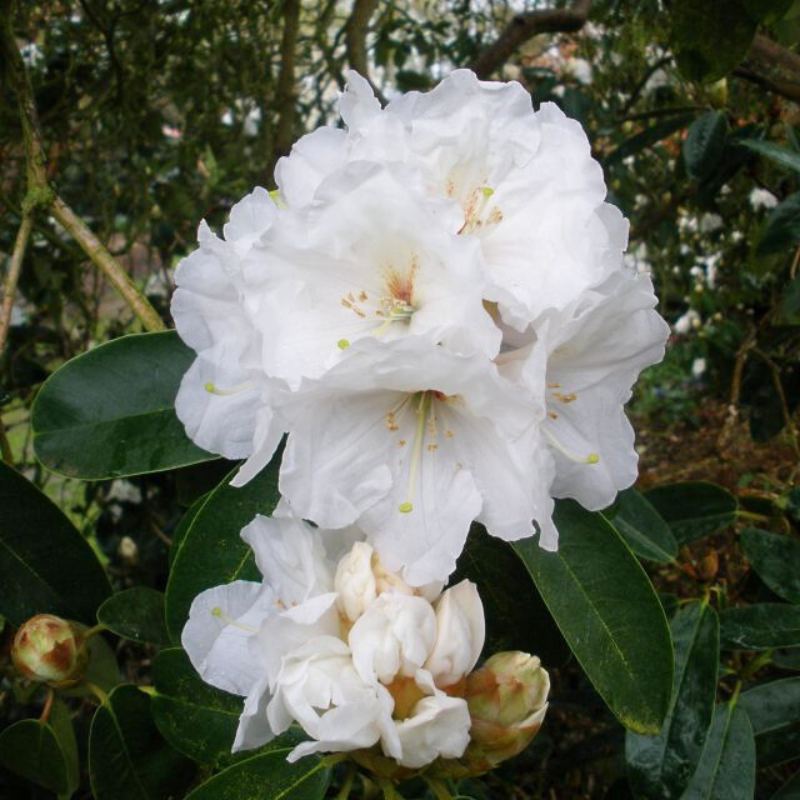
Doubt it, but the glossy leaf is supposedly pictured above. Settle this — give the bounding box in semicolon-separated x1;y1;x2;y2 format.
671;0;757;83
739;677;800;766
514;500;673;735
49;697;80;797
681;702;756;800
165;459;280;642
97;587;171;646
644;482;737;546
720;604;800;650
605;113;695;168
183;748;330;800
0;460;111;625
626;602;719;800
151;647;247;768
0;717;72;794
454;525;569;666
89;684;195;800
758;192;800;255
683;112;728;182
740;139;800;174
609;488;678;563
32;331;215;479
740;529;800;604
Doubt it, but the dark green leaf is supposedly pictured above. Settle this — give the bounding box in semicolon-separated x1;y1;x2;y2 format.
740;139;800;173
671;0;757;83
514;500;673;735
610;488;678;563
720;604;800;650
644;482;737;546
742;0;794;23
0;460;111;625
740;529;800;604
165;459;280;642
49;698;80;797
32;331;215;480
169;490;209;569
454;525;569;666
626;602;719;800
605;113;695;168
683;112;729;182
758;192;800;255
0;718;72;794
681;702;756;800
739;677;800;766
98;587;171;646
151;647;247;768
62;633;122;699
89;685;195;800
183;748;330;800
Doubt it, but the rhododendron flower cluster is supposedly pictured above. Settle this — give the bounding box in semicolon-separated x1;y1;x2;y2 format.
173;69;668;586
174;68;668;768
182;511;493;768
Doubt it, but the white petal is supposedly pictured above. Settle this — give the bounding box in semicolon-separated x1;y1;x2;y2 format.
230;405;285;487
232;675;274;752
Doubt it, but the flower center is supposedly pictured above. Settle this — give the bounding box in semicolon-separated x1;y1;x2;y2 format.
454;184;504;235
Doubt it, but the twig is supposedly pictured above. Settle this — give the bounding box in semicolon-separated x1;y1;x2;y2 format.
471;0;592;80
1;1;165;333
0;213;33;358
734;34;800;103
716;328;756;452
271;0;301;171
345;0;386;104
752;346;800;461
39;689;55;723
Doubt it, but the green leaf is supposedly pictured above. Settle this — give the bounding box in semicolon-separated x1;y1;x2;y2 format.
151;647;248;768
0;460;111;625
680;702;756;800
165;459;280;642
609;488;678;563
32;331;215;480
644;482;737;546
740;529;800;604
740;139;800;173
757;192;800;255
720;604;800;650
454;525;569;666
626;602;719;800
169;490;209;569
683;112;729;182
742;0;794;24
89;685;195;800
183;748;330;800
0;717;73;794
98;587;171;646
772;770;800;799
49;698;80;797
671;0;757;83
514;500;673;735
604;113;695;168
739;677;800;766
62;633;122;700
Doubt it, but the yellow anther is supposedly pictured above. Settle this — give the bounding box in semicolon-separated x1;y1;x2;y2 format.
481;186;494;198
399;502;413;513
587;453;600;465
338;339;350;350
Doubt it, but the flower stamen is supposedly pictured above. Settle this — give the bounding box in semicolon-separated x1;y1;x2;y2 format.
204;380;256;396
210;606;258;633
399;392;431;513
542;424;599;465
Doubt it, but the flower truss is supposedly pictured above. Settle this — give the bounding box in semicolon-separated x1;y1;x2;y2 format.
173;69;668;771
183;511;549;772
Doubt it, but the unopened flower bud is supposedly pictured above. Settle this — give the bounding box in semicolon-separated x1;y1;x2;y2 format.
335;541;378;622
11;614;90;688
465;651;550;765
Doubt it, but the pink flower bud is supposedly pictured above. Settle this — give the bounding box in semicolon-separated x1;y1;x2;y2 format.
465;651;550;766
11;614;90;688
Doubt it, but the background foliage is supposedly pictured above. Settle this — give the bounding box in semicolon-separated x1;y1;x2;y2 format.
1;0;800;798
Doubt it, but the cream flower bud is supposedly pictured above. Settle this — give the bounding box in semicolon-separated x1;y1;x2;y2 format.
466;651;550;766
350;593;437;684
424;580;485;688
394;694;472;768
335;541;378;622
11;614;90;688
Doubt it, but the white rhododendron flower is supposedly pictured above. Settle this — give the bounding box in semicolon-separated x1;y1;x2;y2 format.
172;67;668;588
182;512;485;766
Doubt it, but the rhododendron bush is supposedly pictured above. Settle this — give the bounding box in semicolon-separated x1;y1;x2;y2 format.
3;2;800;799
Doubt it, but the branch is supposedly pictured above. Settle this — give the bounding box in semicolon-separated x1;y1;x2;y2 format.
272;0;301;169
0;213;33;359
734;33;800;103
471;0;592;80
345;0;385;104
1;0;165;333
